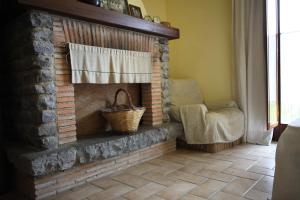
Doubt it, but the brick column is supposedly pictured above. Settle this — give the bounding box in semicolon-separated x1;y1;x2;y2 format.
142;40;163;126
53;17;77;144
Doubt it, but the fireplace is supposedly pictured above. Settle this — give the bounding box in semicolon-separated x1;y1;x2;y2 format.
3;6;180;199
52;16;165;145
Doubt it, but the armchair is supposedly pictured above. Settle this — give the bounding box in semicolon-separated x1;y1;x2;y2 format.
169;79;245;152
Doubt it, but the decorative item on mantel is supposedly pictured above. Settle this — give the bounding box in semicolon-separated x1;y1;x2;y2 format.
101;89;146;133
153;16;161;23
144;15;153;22
79;0;129;14
129;4;143;18
79;0;102;7
107;0;130;14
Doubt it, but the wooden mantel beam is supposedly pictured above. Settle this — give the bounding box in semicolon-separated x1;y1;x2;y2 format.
18;0;180;40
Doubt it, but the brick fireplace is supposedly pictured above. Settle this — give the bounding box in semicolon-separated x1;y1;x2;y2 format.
3;8;181;200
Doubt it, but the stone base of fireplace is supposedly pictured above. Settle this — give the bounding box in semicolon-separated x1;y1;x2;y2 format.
5;123;183;199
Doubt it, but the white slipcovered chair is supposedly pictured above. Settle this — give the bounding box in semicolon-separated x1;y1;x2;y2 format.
272;119;300;200
169;79;245;147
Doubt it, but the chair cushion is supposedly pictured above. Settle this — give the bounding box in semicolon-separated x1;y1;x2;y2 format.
169;79;203;106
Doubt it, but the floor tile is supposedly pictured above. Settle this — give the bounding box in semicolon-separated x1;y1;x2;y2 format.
204;162;232;172
158;182;197;200
149;166;177;175
126;163;159;176
180;194;207;200
112;197;127;200
87;183;133;200
179;162;208;174
160;154;201;165
168;170;208;185
209;154;239;162
142;172;176;186
231;158;257;170
91;178;119;189
148;159;185;170
255;158;275;170
189;179;227;199
111;173;149;188
247;165;275;177
222;177;257;196
55;184;102;200
230;152;261;161
145;195;165;200
253;176;274;194
210;191;248;200
245;188;272;200
223;167;263;181
197;169;236;183
123;182;166;200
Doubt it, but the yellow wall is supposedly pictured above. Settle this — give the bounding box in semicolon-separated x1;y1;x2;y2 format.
166;0;233;102
142;0;167;22
132;0;233;102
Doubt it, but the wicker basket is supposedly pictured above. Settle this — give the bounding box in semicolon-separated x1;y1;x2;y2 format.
102;88;145;133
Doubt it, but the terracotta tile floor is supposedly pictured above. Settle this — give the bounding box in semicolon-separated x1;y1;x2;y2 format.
2;143;277;200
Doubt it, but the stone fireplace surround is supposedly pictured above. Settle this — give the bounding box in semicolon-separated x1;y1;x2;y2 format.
4;10;182;199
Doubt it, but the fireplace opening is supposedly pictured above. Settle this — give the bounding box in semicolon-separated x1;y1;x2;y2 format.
74;83;142;138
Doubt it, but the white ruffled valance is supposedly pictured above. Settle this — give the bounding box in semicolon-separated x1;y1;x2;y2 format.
68;43;152;84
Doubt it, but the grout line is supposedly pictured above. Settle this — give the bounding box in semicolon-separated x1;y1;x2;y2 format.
242;175;265;197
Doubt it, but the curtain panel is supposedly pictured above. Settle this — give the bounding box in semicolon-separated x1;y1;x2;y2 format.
232;0;273;145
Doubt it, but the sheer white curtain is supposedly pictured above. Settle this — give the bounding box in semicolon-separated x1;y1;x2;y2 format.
232;0;273;145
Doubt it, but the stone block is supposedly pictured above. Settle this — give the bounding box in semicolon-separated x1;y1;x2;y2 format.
160;45;169;53
161;54;169;62
40;136;58;149
34;82;56;94
159;38;168;45
41;110;57;123
32;54;54;70
33;40;54;55
29;11;53;28
37;94;56;110
36;122;58;136
32;27;53;42
58;148;77;170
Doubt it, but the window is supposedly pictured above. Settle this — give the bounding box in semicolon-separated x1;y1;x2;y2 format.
266;0;279;128
267;0;300;127
279;0;300;123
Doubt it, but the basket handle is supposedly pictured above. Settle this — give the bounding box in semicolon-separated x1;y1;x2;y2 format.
112;88;137;110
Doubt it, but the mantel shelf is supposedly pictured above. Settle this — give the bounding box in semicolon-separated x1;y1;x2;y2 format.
18;0;180;40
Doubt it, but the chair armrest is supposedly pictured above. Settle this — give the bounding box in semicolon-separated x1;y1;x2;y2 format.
205;100;238;110
170;104;208;122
